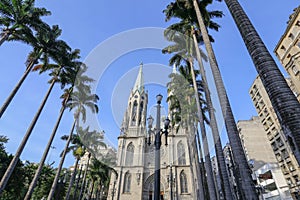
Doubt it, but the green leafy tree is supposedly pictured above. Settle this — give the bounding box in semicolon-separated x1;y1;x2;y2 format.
0;137;26;200
31;164;55;200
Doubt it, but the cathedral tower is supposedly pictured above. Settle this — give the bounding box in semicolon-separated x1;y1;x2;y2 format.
107;63;198;200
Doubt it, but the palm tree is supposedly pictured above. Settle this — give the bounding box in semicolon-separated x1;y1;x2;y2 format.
191;0;258;198
0;47;74;195
87;158;110;200
165;0;258;198
223;0;300;164
167;66;207;199
0;24;71;118
78;152;91;200
24;62;93;200
0;0;51;45
47;86;99;200
163;24;224;199
73;159;84;199
62;133;85;200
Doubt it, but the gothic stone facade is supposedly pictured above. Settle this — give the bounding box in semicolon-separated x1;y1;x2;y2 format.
107;65;198;200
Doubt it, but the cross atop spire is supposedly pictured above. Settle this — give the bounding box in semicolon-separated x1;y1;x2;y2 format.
133;62;144;93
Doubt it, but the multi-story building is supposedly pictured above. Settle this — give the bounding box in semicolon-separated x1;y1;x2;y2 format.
274;6;300;101
250;76;300;198
237;117;291;199
106;64;199;200
237;117;278;171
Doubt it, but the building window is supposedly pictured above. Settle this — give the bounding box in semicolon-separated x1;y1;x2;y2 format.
125;143;134;166
287;178;292;186
294;175;299;184
123;172;131;193
281;164;288;174
271;142;278;151
287;162;295;171
289;33;295;40
138;101;143;126
275;153;282;162
281;45;286;51
292;66;299;75
276;138;284;147
131;101;138;126
281;149;289;159
177;141;186;165
180;171;188;193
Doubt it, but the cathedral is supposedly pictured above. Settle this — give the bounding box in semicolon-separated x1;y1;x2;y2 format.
107;64;200;200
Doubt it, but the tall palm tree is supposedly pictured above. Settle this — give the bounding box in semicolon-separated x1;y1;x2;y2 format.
168;66;207;199
78;152;91;200
73;159;84;199
163;25;225;199
164;0;259;198
62;133;85;200
87;158;110;200
0;24;71;118
190;0;258;198
0;0;51;45
47;86;99;200
223;0;300;164
24;56;93;200
0;46;74;195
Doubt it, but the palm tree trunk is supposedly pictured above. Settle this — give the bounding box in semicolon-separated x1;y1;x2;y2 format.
74;162;84;199
78;153;91;200
88;180;95;200
195;130;210;199
224;0;300;164
192;127;206;199
24;105;66;200
66;157;80;200
47;119;77;200
192;30;233;200
0;48;43;118
192;0;258;198
0;79;56;195
188;58;217;200
0;30;10;46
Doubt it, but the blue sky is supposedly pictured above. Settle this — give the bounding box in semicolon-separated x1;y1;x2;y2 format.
0;0;299;167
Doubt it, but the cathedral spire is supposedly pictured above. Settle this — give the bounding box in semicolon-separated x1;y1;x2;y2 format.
133;62;144;93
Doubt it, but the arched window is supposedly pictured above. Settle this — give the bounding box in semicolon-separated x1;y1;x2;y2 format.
125;142;134;166
177;141;186;165
138;101;143;126
123;172;131;193
180;170;188;193
131;101;138;126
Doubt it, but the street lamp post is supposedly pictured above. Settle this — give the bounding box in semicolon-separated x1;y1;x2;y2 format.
147;94;170;200
167;165;174;200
